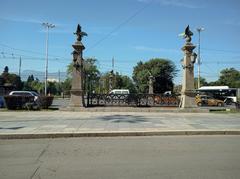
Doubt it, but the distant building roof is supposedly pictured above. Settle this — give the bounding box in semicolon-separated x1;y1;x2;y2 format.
199;86;229;90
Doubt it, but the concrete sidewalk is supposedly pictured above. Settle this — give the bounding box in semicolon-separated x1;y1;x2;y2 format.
0;111;240;139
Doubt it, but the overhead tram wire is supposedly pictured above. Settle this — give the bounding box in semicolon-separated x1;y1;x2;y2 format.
0;50;71;62
2;43;239;62
85;0;154;52
202;48;240;54
0;51;69;64
0;43;67;59
0;51;133;74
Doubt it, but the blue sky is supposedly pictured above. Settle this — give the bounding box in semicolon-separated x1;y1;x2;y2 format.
0;0;239;84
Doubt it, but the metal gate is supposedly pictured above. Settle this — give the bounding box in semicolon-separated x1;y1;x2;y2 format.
86;93;180;107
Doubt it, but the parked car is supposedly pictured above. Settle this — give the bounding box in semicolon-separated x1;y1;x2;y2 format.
0;96;5;108
163;91;172;96
196;95;224;107
224;97;236;105
9;91;40;102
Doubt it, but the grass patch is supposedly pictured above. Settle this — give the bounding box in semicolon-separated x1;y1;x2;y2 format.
210;108;240;113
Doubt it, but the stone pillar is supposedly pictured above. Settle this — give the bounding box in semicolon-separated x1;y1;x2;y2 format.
69;24;87;107
109;71;113;92
180;25;197;108
148;75;154;94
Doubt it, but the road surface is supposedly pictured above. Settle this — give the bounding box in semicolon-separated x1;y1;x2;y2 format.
1;136;240;179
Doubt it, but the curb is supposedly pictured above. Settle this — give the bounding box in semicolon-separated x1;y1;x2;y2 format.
1;130;240;139
60;107;210;113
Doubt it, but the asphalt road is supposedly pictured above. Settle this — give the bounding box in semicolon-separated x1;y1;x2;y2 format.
1;136;240;179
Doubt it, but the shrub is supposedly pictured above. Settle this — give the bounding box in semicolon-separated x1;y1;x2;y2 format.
40;96;54;109
4;95;35;110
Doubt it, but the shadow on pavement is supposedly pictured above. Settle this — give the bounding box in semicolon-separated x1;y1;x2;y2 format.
99;115;147;123
0;126;25;130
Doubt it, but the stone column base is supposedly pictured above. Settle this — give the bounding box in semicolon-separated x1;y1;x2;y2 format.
69;89;85;107
180;91;197;108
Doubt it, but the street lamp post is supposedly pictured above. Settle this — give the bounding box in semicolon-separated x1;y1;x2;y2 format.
42;22;55;96
196;27;204;89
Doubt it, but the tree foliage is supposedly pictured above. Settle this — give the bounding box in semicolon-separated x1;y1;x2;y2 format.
67;58;100;78
0;66;22;90
22;75;44;93
217;68;240;88
132;58;177;93
114;73;136;93
62;78;72;94
194;77;208;89
66;58;101;93
98;72;136;93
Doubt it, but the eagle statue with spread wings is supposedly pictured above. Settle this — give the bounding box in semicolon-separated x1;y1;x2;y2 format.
184;25;193;43
74;24;88;42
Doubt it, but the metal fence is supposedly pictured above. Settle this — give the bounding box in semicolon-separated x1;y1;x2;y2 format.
86;93;180;107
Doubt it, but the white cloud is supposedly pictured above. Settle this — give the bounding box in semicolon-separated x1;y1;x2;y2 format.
0;17;42;24
134;45;180;53
38;28;72;34
138;0;202;9
0;17;67;28
0;17;73;34
223;19;240;27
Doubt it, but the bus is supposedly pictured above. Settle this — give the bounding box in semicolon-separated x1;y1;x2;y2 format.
197;86;240;104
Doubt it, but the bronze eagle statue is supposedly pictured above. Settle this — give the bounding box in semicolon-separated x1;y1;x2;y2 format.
184;25;193;43
74;24;87;41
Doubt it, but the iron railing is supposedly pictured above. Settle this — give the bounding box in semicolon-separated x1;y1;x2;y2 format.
86;93;180;107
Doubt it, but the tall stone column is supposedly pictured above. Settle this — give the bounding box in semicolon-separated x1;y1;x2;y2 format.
180;25;197;108
69;24;87;107
109;70;113;92
148;75;154;94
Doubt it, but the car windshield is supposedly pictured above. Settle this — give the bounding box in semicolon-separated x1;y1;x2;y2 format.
31;91;39;96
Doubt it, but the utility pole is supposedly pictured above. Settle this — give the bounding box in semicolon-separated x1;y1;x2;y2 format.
42;22;55;96
58;70;61;83
19;56;22;78
196;27;204;89
112;57;114;73
112;57;115;89
58;69;62;97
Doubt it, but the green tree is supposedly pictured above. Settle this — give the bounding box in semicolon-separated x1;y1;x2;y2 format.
132;58;177;93
47;81;58;95
62;78;72;95
98;71;136;94
66;58;100;93
194;77;208;89
27;75;34;83
217;68;240;88
114;72;136;93
67;58;100;77
22;75;45;94
1;66;22;90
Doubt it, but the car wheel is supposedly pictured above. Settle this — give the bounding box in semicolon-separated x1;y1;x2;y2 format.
217;103;223;107
197;102;202;106
225;99;233;105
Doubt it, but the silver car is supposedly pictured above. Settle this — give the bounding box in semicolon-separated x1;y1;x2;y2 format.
9;91;40;102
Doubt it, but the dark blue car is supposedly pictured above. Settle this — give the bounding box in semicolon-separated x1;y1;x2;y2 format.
0;96;5;108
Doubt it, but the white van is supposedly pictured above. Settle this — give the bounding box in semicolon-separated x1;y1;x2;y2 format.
109;89;130;94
